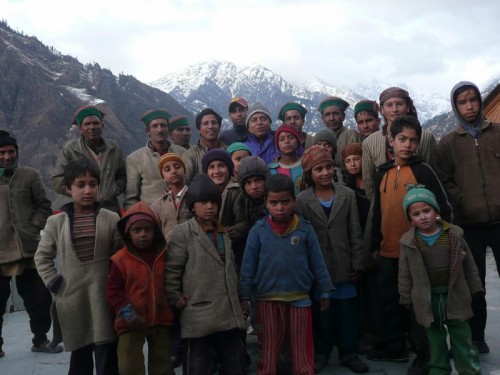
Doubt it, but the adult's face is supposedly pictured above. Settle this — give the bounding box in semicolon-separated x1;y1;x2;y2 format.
283;110;305;133
198;114;220;142
321;106;345;131
229;105;247;127
146;118;169;145
455;88;480;123
79;115;103;144
356;112;380;138
248;112;271;139
0;145;17;168
169;126;191;148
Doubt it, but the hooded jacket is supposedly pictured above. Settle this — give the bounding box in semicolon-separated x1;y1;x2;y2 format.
436;81;500;226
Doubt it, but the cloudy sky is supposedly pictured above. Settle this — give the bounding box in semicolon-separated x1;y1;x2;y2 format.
2;0;499;97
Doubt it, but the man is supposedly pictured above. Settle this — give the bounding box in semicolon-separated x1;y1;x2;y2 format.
168;115;192;149
182;108;227;184
318;96;362;168
278;102;313;150
51;105;126;214
0;130;61;357
220;97;249;145
124;109;186;209
243;103;279;164
354;100;381;140
436;81;500;354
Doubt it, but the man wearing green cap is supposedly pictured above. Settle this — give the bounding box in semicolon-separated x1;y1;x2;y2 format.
51;105;126;214
354;100;381;140
278;102;314;149
168;115;192;149
124;109;186;209
318;96;361;169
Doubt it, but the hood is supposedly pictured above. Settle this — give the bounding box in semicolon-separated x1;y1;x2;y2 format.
450;81;484;130
117;202;165;249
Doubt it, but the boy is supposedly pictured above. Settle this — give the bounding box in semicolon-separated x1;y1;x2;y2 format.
239;174;334;375
35;159;121;375
399;186;483;375
369;115;451;369
165;173;247;375
353;100;380;140
106;202;174;375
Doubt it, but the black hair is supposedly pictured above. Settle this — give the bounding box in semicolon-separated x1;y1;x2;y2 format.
390;115;422;140
264;174;295;198
195;108;222;129
453;85;480;105
63;159;100;188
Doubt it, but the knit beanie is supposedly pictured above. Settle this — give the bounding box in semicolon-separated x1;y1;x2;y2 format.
354;100;379;119
313;129;337;151
274;125;302;149
158;152;186;173
73;105;105;126
141;109;171;127
238;155;268;187
245;103;272;127
379;87;410;105
124;213;155;235
278;102;308;121
0;130;18;150
341;143;362;161
169;115;190;131
201;149;234;176
317;96;350;114
403;185;440;221
301;145;334;173
226;142;252;156
187;173;222;211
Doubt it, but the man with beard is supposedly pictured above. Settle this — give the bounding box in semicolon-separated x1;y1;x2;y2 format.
168;115;192;149
220;97;249;146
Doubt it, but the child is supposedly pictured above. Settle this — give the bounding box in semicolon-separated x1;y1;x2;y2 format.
165;173;247;375
239;174;334;375
268;124;304;194
106;202;174;375
369;115;451;366
312;129;345;184
35;159;121;375
399;186;483;375
353;100;380;140
227;142;252;182
150;153;192;243
295;145;368;374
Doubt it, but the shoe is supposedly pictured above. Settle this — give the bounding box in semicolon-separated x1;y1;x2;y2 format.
0;349;4;358
342;355;369;373
171;353;182;368
314;358;328;373
367;348;409;363
407;355;429;375
472;340;490;354
31;340;63;353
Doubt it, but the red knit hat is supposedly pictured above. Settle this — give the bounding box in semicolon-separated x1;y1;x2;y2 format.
301;145;334;172
274;125;302;149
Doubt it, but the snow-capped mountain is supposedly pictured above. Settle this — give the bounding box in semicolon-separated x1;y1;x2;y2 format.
150;61;450;133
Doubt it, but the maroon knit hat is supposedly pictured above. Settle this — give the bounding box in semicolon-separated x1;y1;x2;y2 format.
301;145;334;172
341;143;363;161
124;213;155;235
274;125;302;149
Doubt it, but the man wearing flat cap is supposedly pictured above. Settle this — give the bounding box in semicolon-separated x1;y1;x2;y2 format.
318;96;361;168
51;105;126;214
168;115;192;150
220;97;249;146
278;101;314;150
124;109;186;209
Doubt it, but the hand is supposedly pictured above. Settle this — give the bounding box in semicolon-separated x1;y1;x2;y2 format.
127;311;146;330
47;274;63;294
240;300;251;318
349;270;360;282
371;250;379;260
320;298;330;311
404;304;412;310
225;226;237;240
175;294;191;309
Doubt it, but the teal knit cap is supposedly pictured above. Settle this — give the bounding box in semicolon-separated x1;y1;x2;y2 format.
227;142;252;155
403;184;440;220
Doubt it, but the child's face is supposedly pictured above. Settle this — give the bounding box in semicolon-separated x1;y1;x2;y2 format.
161;160;185;186
315;141;335;159
207;160;230;186
244;176;265;199
408;202;439;235
380;97;408;125
311;161;334;188
344;154;362;176
278;132;299;156
66;173;99;213
193;201;219;223
128;220;155;249
231;150;250;177
265;191;295;224
389;127;419;164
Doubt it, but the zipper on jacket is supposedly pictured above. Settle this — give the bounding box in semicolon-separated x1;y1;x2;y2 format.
474;138;492;221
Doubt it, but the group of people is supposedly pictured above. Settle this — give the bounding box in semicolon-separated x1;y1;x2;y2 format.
0;79;498;375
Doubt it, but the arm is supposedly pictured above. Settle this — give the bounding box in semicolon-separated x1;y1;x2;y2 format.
346;191;365;271
51;148;71;196
105;260;129;315
461;239;485;296
418;131;438;172
435;139;462;208
306;225;334;295
226;191;250;241
370;171;383;252
398;246;412;306
362;141;376;201
182;150;196;185
30;171;53;229
165;226;189;307
124;154;141;209
34;219;61;289
114;148;127;197
238;227;261;300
